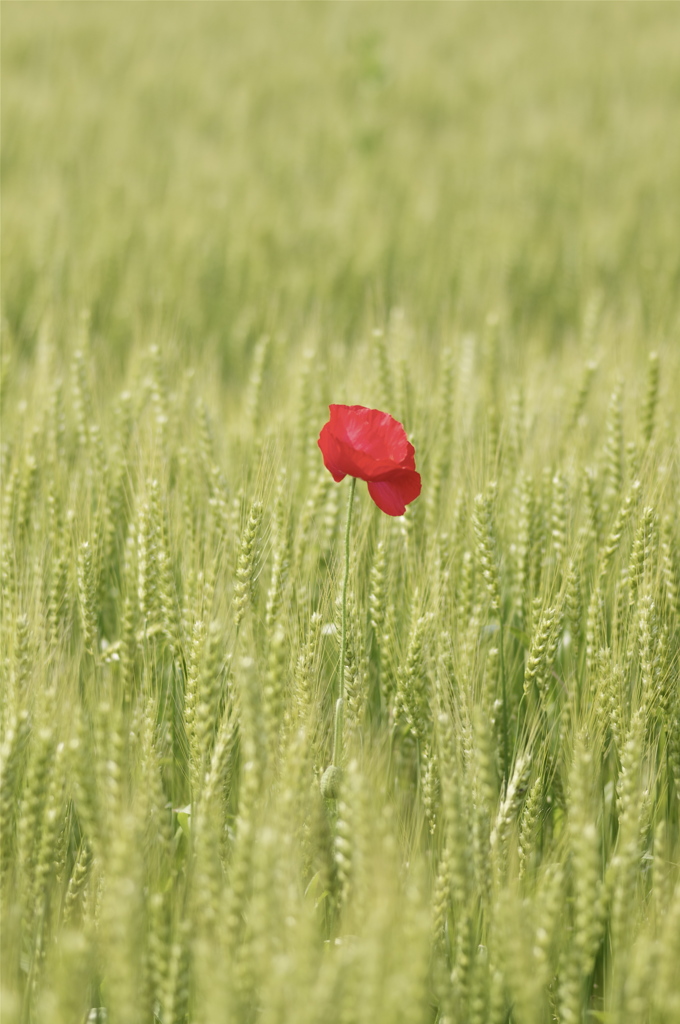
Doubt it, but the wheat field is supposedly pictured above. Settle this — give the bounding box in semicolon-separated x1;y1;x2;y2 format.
1;4;679;1023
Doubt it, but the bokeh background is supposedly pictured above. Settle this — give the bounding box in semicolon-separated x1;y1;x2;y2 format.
3;2;680;382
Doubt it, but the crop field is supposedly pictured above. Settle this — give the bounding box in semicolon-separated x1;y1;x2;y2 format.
1;3;680;1023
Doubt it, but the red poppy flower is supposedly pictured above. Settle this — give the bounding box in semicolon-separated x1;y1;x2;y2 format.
318;404;422;516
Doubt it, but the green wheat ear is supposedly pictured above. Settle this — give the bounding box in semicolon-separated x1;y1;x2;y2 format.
233;499;264;631
77;541;97;655
639;351;660;445
320;764;342;800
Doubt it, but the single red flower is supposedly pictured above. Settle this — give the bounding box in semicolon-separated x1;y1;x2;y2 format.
318;404;422;516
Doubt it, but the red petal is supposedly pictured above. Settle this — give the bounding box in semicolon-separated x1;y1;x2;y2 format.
328;405;415;472
367;469;422;516
318;405;416;482
318;421;348;482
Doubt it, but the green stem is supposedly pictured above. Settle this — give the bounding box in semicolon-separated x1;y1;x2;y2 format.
332;476;356;765
498;616;509;788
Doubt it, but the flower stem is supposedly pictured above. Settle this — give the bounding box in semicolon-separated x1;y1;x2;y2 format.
332;475;356;766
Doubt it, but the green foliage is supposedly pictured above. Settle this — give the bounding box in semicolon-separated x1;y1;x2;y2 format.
2;4;680;1023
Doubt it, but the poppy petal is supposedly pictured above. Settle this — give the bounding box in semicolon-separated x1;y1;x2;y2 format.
319;404;421;516
367;469;422;517
318;422;348;482
319;417;404;482
328;405;416;472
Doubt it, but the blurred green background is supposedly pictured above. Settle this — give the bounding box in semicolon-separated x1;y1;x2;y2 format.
3;1;679;381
